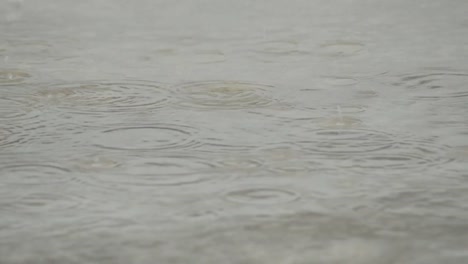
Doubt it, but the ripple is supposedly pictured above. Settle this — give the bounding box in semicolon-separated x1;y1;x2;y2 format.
174;81;275;110
295;129;395;154
318;116;363;129
321;76;358;86
0;125;35;149
319;41;365;57
223;186;300;205
34;81;170;114
392;71;468;101
0;191;84;214
95;155;222;187
343;141;454;172
0;164;72;185
250;40;309;62
0;97;38;121
93;124;200;151
193;49;226;64
0;69;31;85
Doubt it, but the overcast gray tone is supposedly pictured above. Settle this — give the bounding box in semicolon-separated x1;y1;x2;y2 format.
1;0;468;263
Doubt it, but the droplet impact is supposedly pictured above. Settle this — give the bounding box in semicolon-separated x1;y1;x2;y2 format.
34;81;170;114
319;41;365;57
224;187;300;205
319;116;363;129
0;164;72;185
392;71;468;101
174;81;274;110
0;70;31;85
296;129;395;154
93;124;199;151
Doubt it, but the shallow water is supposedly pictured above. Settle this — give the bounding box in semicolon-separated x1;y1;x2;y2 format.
1;0;468;263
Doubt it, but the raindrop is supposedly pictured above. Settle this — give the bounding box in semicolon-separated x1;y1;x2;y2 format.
318;116;363;129
174;81;275;110
93;124;200;151
223;186;300;205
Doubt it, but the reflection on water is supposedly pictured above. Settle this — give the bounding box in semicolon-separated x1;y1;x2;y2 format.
1;0;468;263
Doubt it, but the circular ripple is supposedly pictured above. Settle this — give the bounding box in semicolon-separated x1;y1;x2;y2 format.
344;142;454;172
0;97;38;121
319;41;365;57
93;124;199;151
318;116;363;129
98;156;221;187
223;187;300;205
296;129;395;154
34;81;170;114
0;70;31;85
392;71;468;101
0;191;84;214
174;81;274;110
0;164;72;185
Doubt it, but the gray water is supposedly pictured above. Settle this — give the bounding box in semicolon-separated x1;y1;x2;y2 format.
1;0;468;263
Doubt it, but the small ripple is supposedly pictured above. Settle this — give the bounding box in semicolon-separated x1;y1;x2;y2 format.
193;49;226;64
318;116;363;129
343;141;454;172
249;40;309;62
0;96;39;121
77;154;239;190
319;41;365;57
294;129;395;154
0;124;40;150
93;124;200;151
321;76;358;86
94;155;224;187
223;186;301;205
0;69;31;85
0;191;84;214
392;70;468;101
174;81;275;110
34;80;170;114
0;164;72;185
